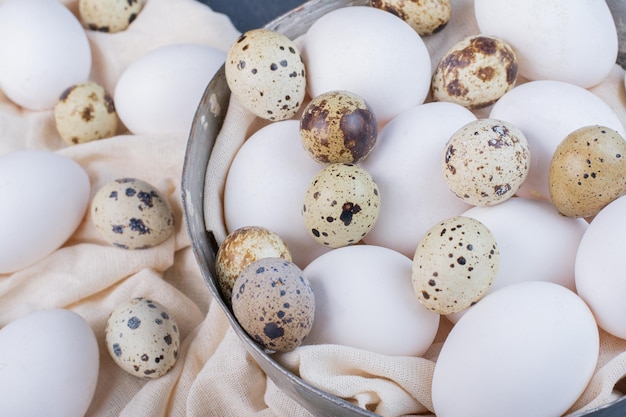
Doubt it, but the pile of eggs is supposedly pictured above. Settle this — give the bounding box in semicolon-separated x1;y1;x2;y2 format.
215;0;626;416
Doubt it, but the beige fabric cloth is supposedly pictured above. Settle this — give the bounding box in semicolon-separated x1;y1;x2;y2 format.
1;1;625;417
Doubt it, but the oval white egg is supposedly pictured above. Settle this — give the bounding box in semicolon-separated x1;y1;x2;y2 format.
360;102;475;258
489;80;625;201
302;245;440;357
0;309;99;417
433;281;599;417
114;43;226;136
0;151;90;274
447;197;588;323
474;0;618;88
223;120;328;268
576;195;626;339
302;6;431;125
0;0;91;110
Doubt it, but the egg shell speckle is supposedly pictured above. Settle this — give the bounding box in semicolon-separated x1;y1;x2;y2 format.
232;257;315;353
371;0;451;36
412;215;499;314
432;35;518;109
91;178;175;249
443;118;530;206
105;297;180;379
216;226;292;304
549;125;626;218
54;82;118;145
78;0;146;33
226;28;306;121
302;163;380;248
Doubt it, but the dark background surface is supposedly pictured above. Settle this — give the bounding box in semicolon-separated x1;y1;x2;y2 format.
200;0;308;32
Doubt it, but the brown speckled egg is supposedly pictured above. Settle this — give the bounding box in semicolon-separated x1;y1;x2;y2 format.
412;216;499;314
300;90;378;164
216;226;292;304
105;297;179;378
79;0;146;33
371;0;451;36
431;35;518;109
549;125;626;218
91;178;175;249
302;163;380;248
443;118;530;206
225;29;306;121
232;257;315;352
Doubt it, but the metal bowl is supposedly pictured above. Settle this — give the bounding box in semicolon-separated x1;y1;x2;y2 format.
182;0;626;416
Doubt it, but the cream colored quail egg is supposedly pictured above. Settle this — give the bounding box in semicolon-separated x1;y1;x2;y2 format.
302;163;381;248
412;215;499;314
371;0;451;36
79;0;146;33
300;90;378;164
443;118;530;206
91;178;175;249
105;297;180;378
232;257;315;353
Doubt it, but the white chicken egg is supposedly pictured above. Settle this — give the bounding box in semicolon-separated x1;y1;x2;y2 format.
114;43;226;136
302;6;432;125
0;0;92;110
474;0;618;88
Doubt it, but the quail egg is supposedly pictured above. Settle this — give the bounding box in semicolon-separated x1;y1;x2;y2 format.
79;0;146;33
371;0;451;36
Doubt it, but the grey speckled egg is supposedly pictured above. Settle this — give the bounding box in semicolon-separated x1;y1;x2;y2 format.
216;226;292;305
225;28;306;121
232;257;315;353
54;82;118;145
443;118;530;207
432;35;518;109
302;163;380;248
371;0;451;36
79;0;146;33
105;297;180;378
412;216;499;315
300;90;378;164
91;178;175;249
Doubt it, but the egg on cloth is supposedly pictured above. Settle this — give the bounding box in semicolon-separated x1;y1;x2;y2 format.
216;226;292;304
225;28;306;121
370;0;451;36
91;178;175;250
232;257;315;353
549;125;626;218
443;118;530;206
79;0;146;33
105;297;180;378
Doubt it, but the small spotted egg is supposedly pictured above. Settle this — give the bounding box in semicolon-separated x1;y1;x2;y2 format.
549;125;626;218
432;35;518;109
443;118;530;206
232;257;315;353
412;216;499;315
78;0;146;33
299;90;378;164
225;28;306;121
302;163;381;248
91;178;175;249
105;297;179;378
54;82;118;145
371;0;451;36
216;226;292;304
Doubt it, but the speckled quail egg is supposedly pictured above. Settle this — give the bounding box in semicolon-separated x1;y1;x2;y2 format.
432;35;518;109
443;118;530;206
370;0;451;36
216;226;292;304
232;257;315;352
225;28;306;121
302;163;381;248
549;125;626;218
300;90;378;164
54;82;118;145
105;297;180;378
79;0;146;33
412;216;499;314
91;178;175;249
